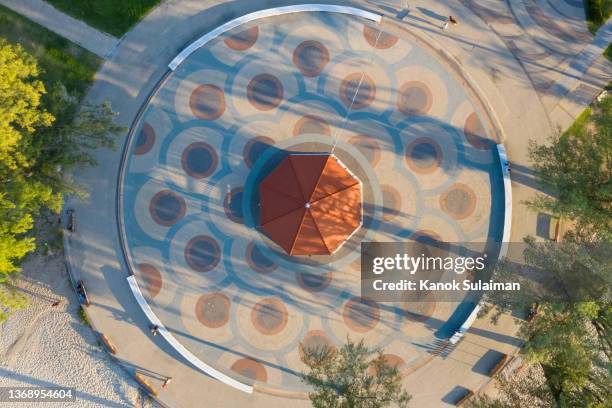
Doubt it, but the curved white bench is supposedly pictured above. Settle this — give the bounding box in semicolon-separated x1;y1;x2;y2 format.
450;143;512;345
169;4;382;70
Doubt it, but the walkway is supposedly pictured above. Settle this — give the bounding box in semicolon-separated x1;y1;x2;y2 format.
0;0;117;58
5;0;605;407
462;0;612;129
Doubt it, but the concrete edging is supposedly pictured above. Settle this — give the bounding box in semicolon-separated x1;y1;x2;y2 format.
168;4;382;70
449;143;512;345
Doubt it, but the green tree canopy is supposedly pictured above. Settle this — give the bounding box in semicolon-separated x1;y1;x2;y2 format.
481;236;611;406
301;338;411;408
0;38;123;322
527;95;611;238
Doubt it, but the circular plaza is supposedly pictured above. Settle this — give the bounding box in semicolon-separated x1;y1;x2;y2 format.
120;9;505;395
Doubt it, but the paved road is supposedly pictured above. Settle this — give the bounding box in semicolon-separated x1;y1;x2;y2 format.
0;0;117;58
6;0;603;406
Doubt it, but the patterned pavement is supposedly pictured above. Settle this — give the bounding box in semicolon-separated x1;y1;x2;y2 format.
121;12;504;393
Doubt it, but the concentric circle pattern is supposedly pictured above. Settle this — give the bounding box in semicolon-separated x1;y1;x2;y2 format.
123;13;503;393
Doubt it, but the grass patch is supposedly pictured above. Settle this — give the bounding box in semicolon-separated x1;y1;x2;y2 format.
604;43;612;63
564;106;592;136
46;0;160;37
0;5;100;100
585;0;612;33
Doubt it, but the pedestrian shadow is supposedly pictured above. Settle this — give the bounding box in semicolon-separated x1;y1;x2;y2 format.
417;7;447;22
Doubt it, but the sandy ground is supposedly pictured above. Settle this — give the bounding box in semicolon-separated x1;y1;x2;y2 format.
0;250;157;408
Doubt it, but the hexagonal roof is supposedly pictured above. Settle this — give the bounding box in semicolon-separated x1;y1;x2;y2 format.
259;154;362;255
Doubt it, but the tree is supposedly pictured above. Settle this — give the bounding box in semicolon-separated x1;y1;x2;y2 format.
480;236;611;407
468;363;554;408
0;38;123;318
0;39;59;277
526;95;611;239
301;338;411;408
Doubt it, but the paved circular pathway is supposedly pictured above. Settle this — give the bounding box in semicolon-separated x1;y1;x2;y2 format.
120;11;504;393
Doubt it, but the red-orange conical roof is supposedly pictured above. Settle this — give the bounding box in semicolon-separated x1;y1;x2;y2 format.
260;154;362;255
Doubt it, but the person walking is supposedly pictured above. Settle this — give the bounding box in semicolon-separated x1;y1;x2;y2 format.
449;15;459;25
162;377;172;389
150;324;159;336
441;21;449;30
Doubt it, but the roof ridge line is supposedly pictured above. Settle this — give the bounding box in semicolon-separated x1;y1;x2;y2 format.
308;208;332;254
310;180;360;205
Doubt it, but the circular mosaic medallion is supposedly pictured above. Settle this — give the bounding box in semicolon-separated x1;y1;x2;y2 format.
135;122;155;155
181;142;218;178
196;293;231;328
251;297;288;335
224;26;259;51
339;73;376;109
184;235;221;272
246;242;277;274
405;137;442;174
464;112;494;150
293;114;331;136
189;84;226;120
440;183;477;220
247;74;284;110
343;297;380;333
149;190;186;226
397;81;433;116
293;40;330;77
138;263;162;298
231;358;268;382
243;136;275;168
363;25;398;49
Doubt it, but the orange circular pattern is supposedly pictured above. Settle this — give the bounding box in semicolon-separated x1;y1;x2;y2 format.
224;26;259;51
247;74;284;111
397;81;433;116
363;24;398;49
138;263;162;298
368;353;406;377
134;122;155;155
184;235;221;272
149;190;186;227
243;136;275;168
293;114;331;136
292;40;330;77
181;142;218;179
195;293;231;328
339;73;376;109
405;137;442;174
464;112;494;150
251;297;288;335
300;330;335;358
231;358;268;382
439;183;477;220
343;297;380;333
189;84;226;120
